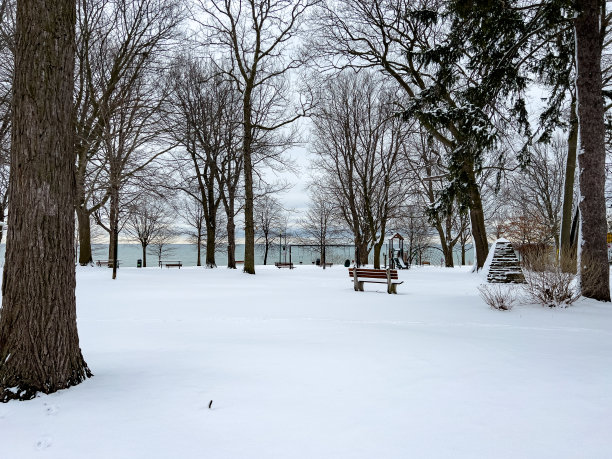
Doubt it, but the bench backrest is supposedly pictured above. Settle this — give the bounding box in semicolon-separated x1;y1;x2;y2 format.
348;268;399;280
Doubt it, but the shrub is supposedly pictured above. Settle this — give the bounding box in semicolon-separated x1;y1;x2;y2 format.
523;268;579;308
521;249;580;308
477;284;518;311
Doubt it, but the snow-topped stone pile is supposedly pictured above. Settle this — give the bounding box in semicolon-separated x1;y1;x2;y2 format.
485;238;525;284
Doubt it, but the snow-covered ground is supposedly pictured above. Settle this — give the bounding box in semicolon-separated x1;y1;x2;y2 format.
2;265;612;458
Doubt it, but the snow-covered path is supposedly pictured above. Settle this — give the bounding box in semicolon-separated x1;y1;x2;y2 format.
2;266;611;458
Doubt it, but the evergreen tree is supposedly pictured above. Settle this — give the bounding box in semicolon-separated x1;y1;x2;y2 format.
446;0;610;301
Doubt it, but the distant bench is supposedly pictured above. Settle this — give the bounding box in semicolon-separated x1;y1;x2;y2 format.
275;262;294;269
96;259;120;268
312;261;333;267
160;260;182;269
348;268;403;294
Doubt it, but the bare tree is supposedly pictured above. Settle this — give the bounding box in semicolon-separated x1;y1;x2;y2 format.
311;0;493;269
178;195;206;266
254;193;284;265
403;130;469;267
455;214;472;266
299;186;344;267
167;56;241;268
510;140;565;251
196;0;316;274
400;210;436;267
311;72;409;268
216;123;243;269
97;56;177;279
0;0;91;401
125;196;172;267
74;0;182;265
150;224;177;267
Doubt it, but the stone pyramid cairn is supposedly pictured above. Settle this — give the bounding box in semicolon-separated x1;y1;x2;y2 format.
486;239;525;284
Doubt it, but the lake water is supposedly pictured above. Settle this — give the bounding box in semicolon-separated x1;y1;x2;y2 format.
0;242;474;268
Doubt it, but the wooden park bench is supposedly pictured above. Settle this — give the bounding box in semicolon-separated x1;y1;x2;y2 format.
348;268;403;294
160;260;182;268
96;259;120;268
275;262;294;269
323;262;333;267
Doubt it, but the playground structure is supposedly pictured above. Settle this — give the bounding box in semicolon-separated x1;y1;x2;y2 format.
388;233;407;269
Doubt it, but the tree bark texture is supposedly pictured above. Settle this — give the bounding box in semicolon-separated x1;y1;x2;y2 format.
77;207;93;265
107;204;116;261
373;242;383;269
560;96;578;272
242;96;255;274
205;222;216;268
108;185;119;279
355;239;369;266
467;166;489;270
226;216;236;269
141;244;147;268
0;0;91;401
196;234;201;267
75;149;93;266
575;0;610;301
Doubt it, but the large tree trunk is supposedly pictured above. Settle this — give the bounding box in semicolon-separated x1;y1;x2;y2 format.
196;233;202;267
429;214;454;267
263;241;268;265
560;96;578;272
108;202;116;260
466;167;489;270
0;0;91;401
77;208;93;265
75;145;93;266
443;216;455;267
141;244;147;268
226;212;236;269
357;239;369;266
205;222;216;268
243;96;255;274
108;185;119;278
442;244;454;268
321;242;326;268
373;241;383;269
574;0;610;301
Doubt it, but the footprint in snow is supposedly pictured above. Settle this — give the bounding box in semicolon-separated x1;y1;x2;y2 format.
35;437;52;450
43;403;59;416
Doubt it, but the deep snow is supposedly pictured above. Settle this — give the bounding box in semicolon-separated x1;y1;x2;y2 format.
2;265;611;458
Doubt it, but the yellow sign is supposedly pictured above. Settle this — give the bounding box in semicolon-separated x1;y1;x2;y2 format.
608;233;612;243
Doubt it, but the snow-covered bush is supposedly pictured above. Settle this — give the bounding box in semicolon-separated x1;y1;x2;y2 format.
477;284;517;311
523;268;579;308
